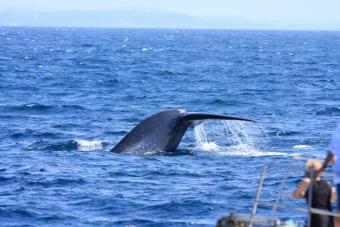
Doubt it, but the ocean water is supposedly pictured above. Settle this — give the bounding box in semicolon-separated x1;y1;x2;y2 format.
1;27;340;226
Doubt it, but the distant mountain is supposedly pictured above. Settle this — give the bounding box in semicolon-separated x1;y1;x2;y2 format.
0;10;339;30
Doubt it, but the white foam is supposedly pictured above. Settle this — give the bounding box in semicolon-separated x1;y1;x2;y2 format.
163;35;174;40
76;140;103;151
196;142;299;157
223;150;299;157
293;144;311;149
199;142;219;151
215;147;300;157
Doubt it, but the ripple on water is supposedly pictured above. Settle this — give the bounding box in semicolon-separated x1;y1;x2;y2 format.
1;28;340;226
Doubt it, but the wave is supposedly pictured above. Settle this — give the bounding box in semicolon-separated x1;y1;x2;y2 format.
39;140;78;151
196;142;299;157
0;207;37;219
3;103;87;113
316;107;340;116
11;129;62;139
75;139;103;151
209;99;239;105
30;139;104;151
7;103;52;112
293;144;311;149
27;178;87;187
269;130;301;137
143;200;213;213
0;176;12;183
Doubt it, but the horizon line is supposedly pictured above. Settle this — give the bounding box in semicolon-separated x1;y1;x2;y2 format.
1;25;340;32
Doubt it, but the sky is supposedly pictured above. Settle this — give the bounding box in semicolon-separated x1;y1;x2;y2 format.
1;0;340;29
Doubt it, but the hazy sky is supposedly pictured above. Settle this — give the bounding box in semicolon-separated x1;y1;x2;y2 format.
1;0;340;20
1;0;340;30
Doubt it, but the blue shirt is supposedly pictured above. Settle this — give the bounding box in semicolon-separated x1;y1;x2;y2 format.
330;122;340;184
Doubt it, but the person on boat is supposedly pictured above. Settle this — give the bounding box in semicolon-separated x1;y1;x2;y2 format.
320;122;340;227
293;159;336;227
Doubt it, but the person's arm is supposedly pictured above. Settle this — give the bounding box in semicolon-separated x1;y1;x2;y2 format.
326;181;337;202
292;178;311;198
330;184;337;202
319;151;335;173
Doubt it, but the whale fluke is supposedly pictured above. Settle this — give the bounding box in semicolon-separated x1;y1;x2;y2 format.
181;112;255;123
111;109;254;153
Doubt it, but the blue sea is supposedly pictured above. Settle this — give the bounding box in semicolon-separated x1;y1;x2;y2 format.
1;27;340;226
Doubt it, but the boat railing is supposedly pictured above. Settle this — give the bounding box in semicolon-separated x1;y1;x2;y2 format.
248;156;340;227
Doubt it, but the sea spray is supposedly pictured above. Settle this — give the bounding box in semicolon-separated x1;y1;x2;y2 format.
193;123;208;146
194;120;271;154
221;121;268;152
76;140;103;151
194;123;219;151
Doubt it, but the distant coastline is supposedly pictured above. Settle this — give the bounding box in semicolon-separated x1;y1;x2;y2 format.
1;26;340;33
1;10;340;31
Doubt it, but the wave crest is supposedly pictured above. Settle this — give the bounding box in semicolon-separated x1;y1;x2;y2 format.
75;140;103;151
29;139;104;151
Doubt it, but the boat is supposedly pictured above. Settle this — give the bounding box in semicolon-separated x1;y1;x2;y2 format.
216;158;340;227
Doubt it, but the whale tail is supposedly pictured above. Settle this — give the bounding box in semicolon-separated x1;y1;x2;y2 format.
111;109;255;153
181;112;255;124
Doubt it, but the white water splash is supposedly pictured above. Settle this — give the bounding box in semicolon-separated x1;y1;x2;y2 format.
293;144;311;149
193;121;297;157
214;148;300;157
76;140;103;151
222;121;266;151
194;123;208;146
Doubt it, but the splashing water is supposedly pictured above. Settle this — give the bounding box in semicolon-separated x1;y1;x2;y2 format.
193;121;296;156
193;121;265;151
194;123;219;151
76;139;103;151
194;123;208;145
221;121;268;152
